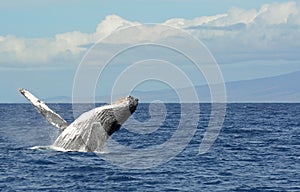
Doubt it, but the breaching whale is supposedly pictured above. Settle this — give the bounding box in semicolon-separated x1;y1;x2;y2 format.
19;88;138;152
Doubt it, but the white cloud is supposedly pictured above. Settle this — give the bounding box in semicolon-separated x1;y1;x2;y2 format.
181;1;300;63
162;14;227;28
256;1;298;25
94;15;140;38
0;1;300;67
0;15;141;67
0;35;82;66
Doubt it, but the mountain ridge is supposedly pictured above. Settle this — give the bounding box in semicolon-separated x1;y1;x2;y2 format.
44;71;300;103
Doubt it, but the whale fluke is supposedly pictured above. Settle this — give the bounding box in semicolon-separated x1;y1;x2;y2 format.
19;88;69;130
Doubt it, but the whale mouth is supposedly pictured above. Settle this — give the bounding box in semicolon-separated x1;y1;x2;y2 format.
128;96;139;114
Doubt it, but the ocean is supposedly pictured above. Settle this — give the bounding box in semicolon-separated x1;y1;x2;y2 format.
0;103;299;191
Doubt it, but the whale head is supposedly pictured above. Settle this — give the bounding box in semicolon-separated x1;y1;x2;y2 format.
92;96;138;137
109;96;139;125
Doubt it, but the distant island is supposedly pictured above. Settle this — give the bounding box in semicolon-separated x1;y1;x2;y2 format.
45;71;300;103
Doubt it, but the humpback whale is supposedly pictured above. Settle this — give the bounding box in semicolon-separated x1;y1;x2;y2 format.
19;88;138;152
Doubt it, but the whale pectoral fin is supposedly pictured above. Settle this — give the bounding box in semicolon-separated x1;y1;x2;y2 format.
19;88;69;130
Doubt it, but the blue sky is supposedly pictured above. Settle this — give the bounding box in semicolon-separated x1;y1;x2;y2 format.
0;0;289;37
0;0;299;102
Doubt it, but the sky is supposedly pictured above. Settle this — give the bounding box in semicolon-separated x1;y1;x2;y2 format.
0;0;299;102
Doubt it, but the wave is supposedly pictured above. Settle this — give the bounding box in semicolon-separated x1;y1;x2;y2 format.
29;145;109;154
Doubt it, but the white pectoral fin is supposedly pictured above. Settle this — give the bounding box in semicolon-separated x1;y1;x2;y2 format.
19;88;69;130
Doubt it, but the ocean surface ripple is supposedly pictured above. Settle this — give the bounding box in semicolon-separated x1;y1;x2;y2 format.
0;103;299;191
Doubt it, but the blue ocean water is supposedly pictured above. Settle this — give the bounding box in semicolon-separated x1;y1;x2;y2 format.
0;103;300;191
